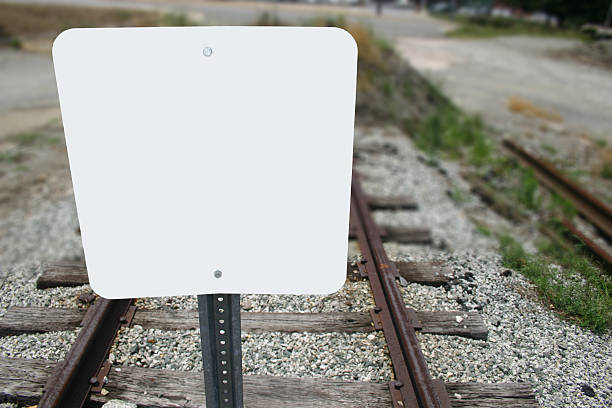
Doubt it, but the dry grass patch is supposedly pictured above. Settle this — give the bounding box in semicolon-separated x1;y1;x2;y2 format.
508;95;563;123
0;3;160;39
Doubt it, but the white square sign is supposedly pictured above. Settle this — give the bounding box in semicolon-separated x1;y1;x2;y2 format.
53;27;357;298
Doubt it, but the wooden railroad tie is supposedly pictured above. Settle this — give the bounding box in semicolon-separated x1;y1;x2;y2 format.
0;307;488;340
38;261;451;289
0;357;539;408
349;224;433;245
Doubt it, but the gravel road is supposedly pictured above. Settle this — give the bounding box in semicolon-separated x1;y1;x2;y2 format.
395;35;612;145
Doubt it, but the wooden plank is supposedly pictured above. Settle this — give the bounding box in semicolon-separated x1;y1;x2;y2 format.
353;141;398;155
349;225;432;244
0;307;84;336
37;263;88;289
380;225;432;244
0;308;487;339
40;259;447;290
445;382;539;408
417;311;488;340
0;357;538;408
0;357;388;408
347;261;450;285
136;310;375;333
396;261;450;286
367;195;418;210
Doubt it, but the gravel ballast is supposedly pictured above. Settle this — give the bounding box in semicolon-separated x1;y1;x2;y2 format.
0;126;610;408
107;326;391;382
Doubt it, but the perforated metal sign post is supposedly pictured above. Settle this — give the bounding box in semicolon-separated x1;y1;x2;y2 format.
198;294;243;407
53;27;357;408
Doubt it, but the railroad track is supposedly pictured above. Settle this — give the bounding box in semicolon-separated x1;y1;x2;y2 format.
503;140;612;268
0;165;537;407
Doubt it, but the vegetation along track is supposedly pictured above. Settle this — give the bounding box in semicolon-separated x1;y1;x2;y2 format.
503;139;612;269
0;171;537;407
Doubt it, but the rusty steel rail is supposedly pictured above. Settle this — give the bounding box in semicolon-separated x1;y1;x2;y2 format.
351;173;449;408
503;139;612;240
38;298;133;408
561;219;612;270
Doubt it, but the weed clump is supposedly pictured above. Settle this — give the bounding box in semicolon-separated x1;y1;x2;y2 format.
515;168;541;210
499;234;612;332
414;109;490;165
159;13;198;27
601;163;612;179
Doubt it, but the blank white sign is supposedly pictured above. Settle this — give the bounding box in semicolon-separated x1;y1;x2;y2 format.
53;27;357;298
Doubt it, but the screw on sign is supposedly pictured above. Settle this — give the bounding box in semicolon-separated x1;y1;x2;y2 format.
53;27;357;407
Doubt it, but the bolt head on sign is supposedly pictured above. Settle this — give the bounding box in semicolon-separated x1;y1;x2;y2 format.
52;27;357;298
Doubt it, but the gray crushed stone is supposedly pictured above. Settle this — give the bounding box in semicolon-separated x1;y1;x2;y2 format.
0;126;610;408
354;127;496;256
0;329;79;361
397;253;611;408
0;197;83;275
106;326;391;382
0;265;90;318
134;280;374;313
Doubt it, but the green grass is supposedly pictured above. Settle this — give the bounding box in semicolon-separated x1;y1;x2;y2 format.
601;163;612;179
253;11;285;26
414;108;491;165
158;13;199;27
0;151;22;163
475;223;492;237
541;144;558;155
499;234;611;332
567;169;589;182
12;132;42;145
8;36;21;49
548;193;577;218
440;14;588;41
515;167;541;210
10;131;60;146
449;187;471;204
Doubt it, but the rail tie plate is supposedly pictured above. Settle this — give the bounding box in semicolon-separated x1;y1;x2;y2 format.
38;298;133;408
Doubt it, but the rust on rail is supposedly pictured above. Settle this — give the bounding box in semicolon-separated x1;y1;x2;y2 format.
503;139;612;240
38;298;133;408
351;172;449;408
561;219;612;270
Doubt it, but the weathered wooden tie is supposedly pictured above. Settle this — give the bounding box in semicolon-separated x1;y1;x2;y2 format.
0;357;540;408
348;261;450;286
349;224;433;244
37;263;89;289
38;261;451;289
366;195;418;211
0;307;488;340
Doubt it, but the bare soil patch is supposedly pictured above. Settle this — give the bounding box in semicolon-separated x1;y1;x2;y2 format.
0;3;160;39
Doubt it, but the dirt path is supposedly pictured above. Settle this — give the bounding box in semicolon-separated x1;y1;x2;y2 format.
395;35;612;145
